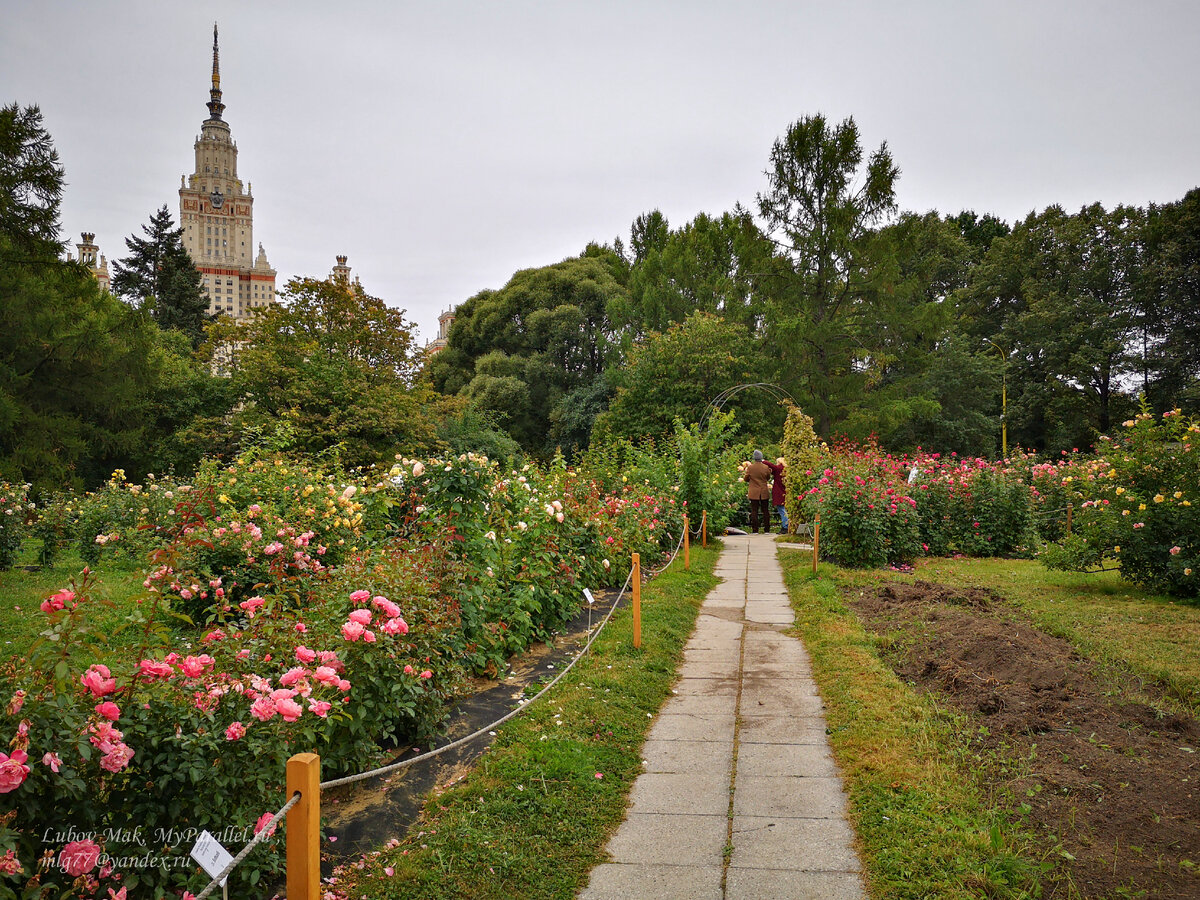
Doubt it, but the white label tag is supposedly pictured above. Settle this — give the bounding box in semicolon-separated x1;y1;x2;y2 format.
583;588;595;605
190;830;233;887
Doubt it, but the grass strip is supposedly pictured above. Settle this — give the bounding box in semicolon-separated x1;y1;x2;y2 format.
332;544;720;900
777;552;1047;900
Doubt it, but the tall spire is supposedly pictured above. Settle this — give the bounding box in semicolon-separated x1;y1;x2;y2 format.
207;22;225;120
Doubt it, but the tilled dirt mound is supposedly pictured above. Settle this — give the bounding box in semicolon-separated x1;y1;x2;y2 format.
850;580;1200;899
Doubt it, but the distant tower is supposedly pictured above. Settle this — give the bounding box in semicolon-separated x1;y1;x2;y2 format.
332;255;351;286
178;23;276;319
75;232;111;294
427;306;457;356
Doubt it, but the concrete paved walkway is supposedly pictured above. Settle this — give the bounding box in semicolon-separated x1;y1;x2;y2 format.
580;533;867;900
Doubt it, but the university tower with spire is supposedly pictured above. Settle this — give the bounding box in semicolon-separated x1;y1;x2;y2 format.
178;24;276;319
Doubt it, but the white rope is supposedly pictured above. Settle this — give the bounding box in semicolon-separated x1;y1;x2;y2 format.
193;790;301;900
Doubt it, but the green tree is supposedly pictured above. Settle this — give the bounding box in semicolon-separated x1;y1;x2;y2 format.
112;205;211;346
429;250;627;456
206;275;440;466
0;104;64;259
756;114;900;435
592;311;775;444
1141;188;1200;412
961;203;1143;450
614;209;771;335
0;107;166;489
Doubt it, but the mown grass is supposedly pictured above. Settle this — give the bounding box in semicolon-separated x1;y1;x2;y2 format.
332;545;720;900
776;550;1049;900
0;550;151;660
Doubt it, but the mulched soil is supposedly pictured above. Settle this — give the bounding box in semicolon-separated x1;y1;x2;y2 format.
847;579;1200;899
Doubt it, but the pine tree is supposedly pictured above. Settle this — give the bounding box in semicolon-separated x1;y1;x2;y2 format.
112;205;211;346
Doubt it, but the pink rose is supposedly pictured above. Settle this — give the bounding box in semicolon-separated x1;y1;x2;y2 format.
6;690;25;715
314;666;339;685
80;664;116;697
341;620;365;642
239;596;266;617
254;812;277;837
275;697;303;722
419;670;432;680
380;616;409;635
363;630;377;643
307;699;332;718
264;542;283;555
279;667;306;687
95;701;121;721
42;751;63;773
1170;546;1182;555
201;629;226;643
337;679;351;692
295;622;307;633
250;697;276;722
349;589;370;604
100;743;134;773
403;665;414;675
179;655;214;678
372;597;400;618
225;722;246;741
295;646;317;664
59;839;101;877
348;609;372;626
0;750;30;793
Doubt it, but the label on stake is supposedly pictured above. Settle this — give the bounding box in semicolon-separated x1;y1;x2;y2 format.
191;830;233;887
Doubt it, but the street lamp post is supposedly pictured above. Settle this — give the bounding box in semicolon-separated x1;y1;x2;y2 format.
985;339;1007;458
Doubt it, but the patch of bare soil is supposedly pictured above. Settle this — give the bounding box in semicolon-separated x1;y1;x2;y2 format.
849;580;1200;899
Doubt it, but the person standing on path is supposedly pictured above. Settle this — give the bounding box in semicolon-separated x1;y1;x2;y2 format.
743;450;772;534
767;456;788;534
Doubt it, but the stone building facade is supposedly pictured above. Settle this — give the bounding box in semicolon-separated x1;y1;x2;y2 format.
74;232;111;294
178;25;276;320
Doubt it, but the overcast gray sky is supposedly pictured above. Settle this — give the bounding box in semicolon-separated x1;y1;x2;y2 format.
5;0;1198;342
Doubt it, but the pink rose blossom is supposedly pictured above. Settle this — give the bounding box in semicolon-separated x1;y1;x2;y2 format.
179;655;215;678
349;589;371;604
59;839;101;877
419;670;432;680
404;665;414;675
279;668;306;687
307;700;332;718
42;751;63;773
253;812;277;837
100;744;134;773
264;542;284;555
250;697;277;722
81;664;117;697
201;629;226;643
239;596;266;617
275;697;303;722
348;609;372;625
0;750;30;793
314;666;339;685
225;722;246;741
363;630;377;643
341;620;366;642
295;622;308;633
1170;546;1182;555
6;690;25;715
295;646;317;664
373;597;401;618
95;701;121;721
380;617;409;635
337;679;351;692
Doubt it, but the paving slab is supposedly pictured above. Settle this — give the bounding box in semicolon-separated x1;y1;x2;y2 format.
580;863;725;900
647;712;736;742
627;771;730;816
730;816;861;872
640;738;733;774
735;742;838;778
605;812;728;865
732;775;850;819
724;868;866;899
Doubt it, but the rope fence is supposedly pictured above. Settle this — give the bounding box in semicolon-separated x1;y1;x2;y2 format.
184;517;692;896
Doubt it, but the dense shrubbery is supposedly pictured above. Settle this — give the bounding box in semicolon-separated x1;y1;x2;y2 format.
0;449;690;897
0;483;31;570
1039;409;1199;599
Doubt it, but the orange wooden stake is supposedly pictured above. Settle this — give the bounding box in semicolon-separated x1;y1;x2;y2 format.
701;510;707;548
286;753;321;900
632;553;642;649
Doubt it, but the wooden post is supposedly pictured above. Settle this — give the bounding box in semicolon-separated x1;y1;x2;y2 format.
632;553;642;649
812;514;821;575
684;515;690;570
286;753;321;900
701;510;707;548
1066;503;1073;536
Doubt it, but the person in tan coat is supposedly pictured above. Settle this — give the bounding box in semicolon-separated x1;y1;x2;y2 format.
743;450;772;534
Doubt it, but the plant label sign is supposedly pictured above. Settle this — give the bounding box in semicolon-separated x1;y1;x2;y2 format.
584;588;595;605
190;830;232;887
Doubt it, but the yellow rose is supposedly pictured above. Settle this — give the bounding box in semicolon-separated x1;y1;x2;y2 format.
1115;487;1125;495
1174;491;1183;498
1185;568;1193;576
1154;494;1165;503
1139;503;1147;511
1114;546;1120;553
